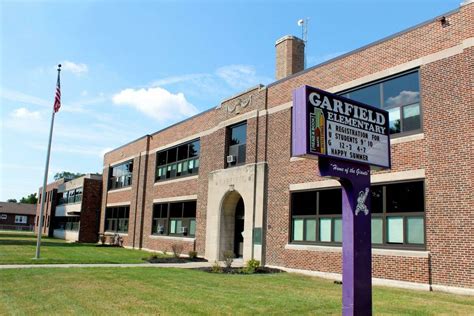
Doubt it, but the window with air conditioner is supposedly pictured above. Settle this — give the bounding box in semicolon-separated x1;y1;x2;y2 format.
152;201;196;237
227;122;247;167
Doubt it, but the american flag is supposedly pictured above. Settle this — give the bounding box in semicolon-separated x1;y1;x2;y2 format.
53;66;61;113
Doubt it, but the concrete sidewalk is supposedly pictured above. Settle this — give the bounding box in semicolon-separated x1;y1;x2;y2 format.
0;259;244;270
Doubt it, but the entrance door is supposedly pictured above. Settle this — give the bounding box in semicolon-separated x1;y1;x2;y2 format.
234;197;244;258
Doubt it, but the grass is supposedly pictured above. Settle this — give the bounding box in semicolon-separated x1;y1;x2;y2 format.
0;231;158;264
0;268;473;315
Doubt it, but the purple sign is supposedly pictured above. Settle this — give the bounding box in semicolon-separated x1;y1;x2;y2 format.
292;85;391;169
292;85;392;316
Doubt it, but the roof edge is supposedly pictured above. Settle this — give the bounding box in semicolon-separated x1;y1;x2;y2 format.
267;6;460;88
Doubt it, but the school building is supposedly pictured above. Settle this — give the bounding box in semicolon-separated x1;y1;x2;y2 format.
0;202;36;231
99;2;473;294
35;174;102;243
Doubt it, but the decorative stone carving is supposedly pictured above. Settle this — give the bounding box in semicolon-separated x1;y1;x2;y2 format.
227;95;252;114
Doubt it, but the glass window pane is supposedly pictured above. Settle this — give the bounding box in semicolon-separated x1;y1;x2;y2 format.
157;151;167;166
383;72;420;108
188;160;194;170
126;162;133;173
319;189;342;215
161;204;168;218
371;186;383;213
346;84;381;108
334;218;342;242
319;218;332;242
371;218;383;244
183;201;196;218
386;181;424;213
170;220;176;234
167;148;177;163
176;220;182;233
388;107;401;134
291;191;316;216
305;219;316;241
189;141;200;158
230;123;247;145
403;103;421;131
387;217;404;243
293;219;304;241
189;219;196;236
170;203;182;217
178;145;189;161
407;217;424;244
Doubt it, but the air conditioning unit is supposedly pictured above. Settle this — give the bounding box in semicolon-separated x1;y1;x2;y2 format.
226;155;235;163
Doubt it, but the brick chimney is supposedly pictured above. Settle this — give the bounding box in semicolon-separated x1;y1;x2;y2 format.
275;35;305;80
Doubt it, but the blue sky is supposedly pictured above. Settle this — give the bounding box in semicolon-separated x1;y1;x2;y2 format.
0;0;459;201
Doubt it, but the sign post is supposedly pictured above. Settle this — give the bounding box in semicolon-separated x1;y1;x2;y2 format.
292;85;390;315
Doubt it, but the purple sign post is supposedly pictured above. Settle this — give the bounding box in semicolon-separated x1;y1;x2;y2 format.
292;85;390;315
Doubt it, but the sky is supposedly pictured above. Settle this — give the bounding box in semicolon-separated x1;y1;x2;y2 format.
0;0;460;201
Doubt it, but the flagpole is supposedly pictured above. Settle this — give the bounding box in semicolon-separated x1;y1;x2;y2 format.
35;64;61;259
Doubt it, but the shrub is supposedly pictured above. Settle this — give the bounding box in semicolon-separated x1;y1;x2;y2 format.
211;261;222;273
223;250;235;271
188;251;198;259
243;259;260;274
171;244;184;258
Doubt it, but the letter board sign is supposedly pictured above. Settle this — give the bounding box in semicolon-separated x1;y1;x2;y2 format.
292;85;391;169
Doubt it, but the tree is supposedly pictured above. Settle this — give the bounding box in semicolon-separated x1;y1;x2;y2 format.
54;171;84;181
7;198;17;203
19;193;37;204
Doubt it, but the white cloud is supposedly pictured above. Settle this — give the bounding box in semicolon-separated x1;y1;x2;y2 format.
60;61;89;75
385;91;420;107
112;87;198;122
150;73;210;87
216;64;271;90
1;88;50;108
10;107;41;120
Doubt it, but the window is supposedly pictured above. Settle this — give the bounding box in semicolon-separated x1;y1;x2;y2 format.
109;160;133;190
227;122;247;167
291;189;341;243
340;70;421;136
152;201;196;237
290;181;425;248
105;206;130;233
1;214;8;220
155;140;200;182
15;215;28;224
54;216;80;231
58;187;83;205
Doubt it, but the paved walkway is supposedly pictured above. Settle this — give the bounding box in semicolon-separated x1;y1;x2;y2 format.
0;259;244;270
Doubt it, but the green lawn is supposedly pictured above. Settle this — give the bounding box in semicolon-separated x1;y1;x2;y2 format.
0;268;472;315
0;231;155;264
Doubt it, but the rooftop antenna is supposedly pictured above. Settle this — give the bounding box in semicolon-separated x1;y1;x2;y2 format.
297;18;309;68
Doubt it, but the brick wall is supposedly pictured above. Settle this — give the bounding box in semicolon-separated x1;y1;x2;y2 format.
97;3;473;289
35;179;64;236
79;178;102;243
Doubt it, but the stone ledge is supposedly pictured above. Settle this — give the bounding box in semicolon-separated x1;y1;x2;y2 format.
154;175;198;186
285;243;429;258
148;235;195;242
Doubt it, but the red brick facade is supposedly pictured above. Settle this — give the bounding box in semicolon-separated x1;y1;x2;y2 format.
35;175;102;243
100;3;473;291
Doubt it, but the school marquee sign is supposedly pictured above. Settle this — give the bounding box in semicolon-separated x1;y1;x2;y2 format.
292;85;391;315
293;85;391;169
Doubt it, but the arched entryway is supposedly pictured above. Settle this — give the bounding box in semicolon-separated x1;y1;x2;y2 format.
219;191;245;259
